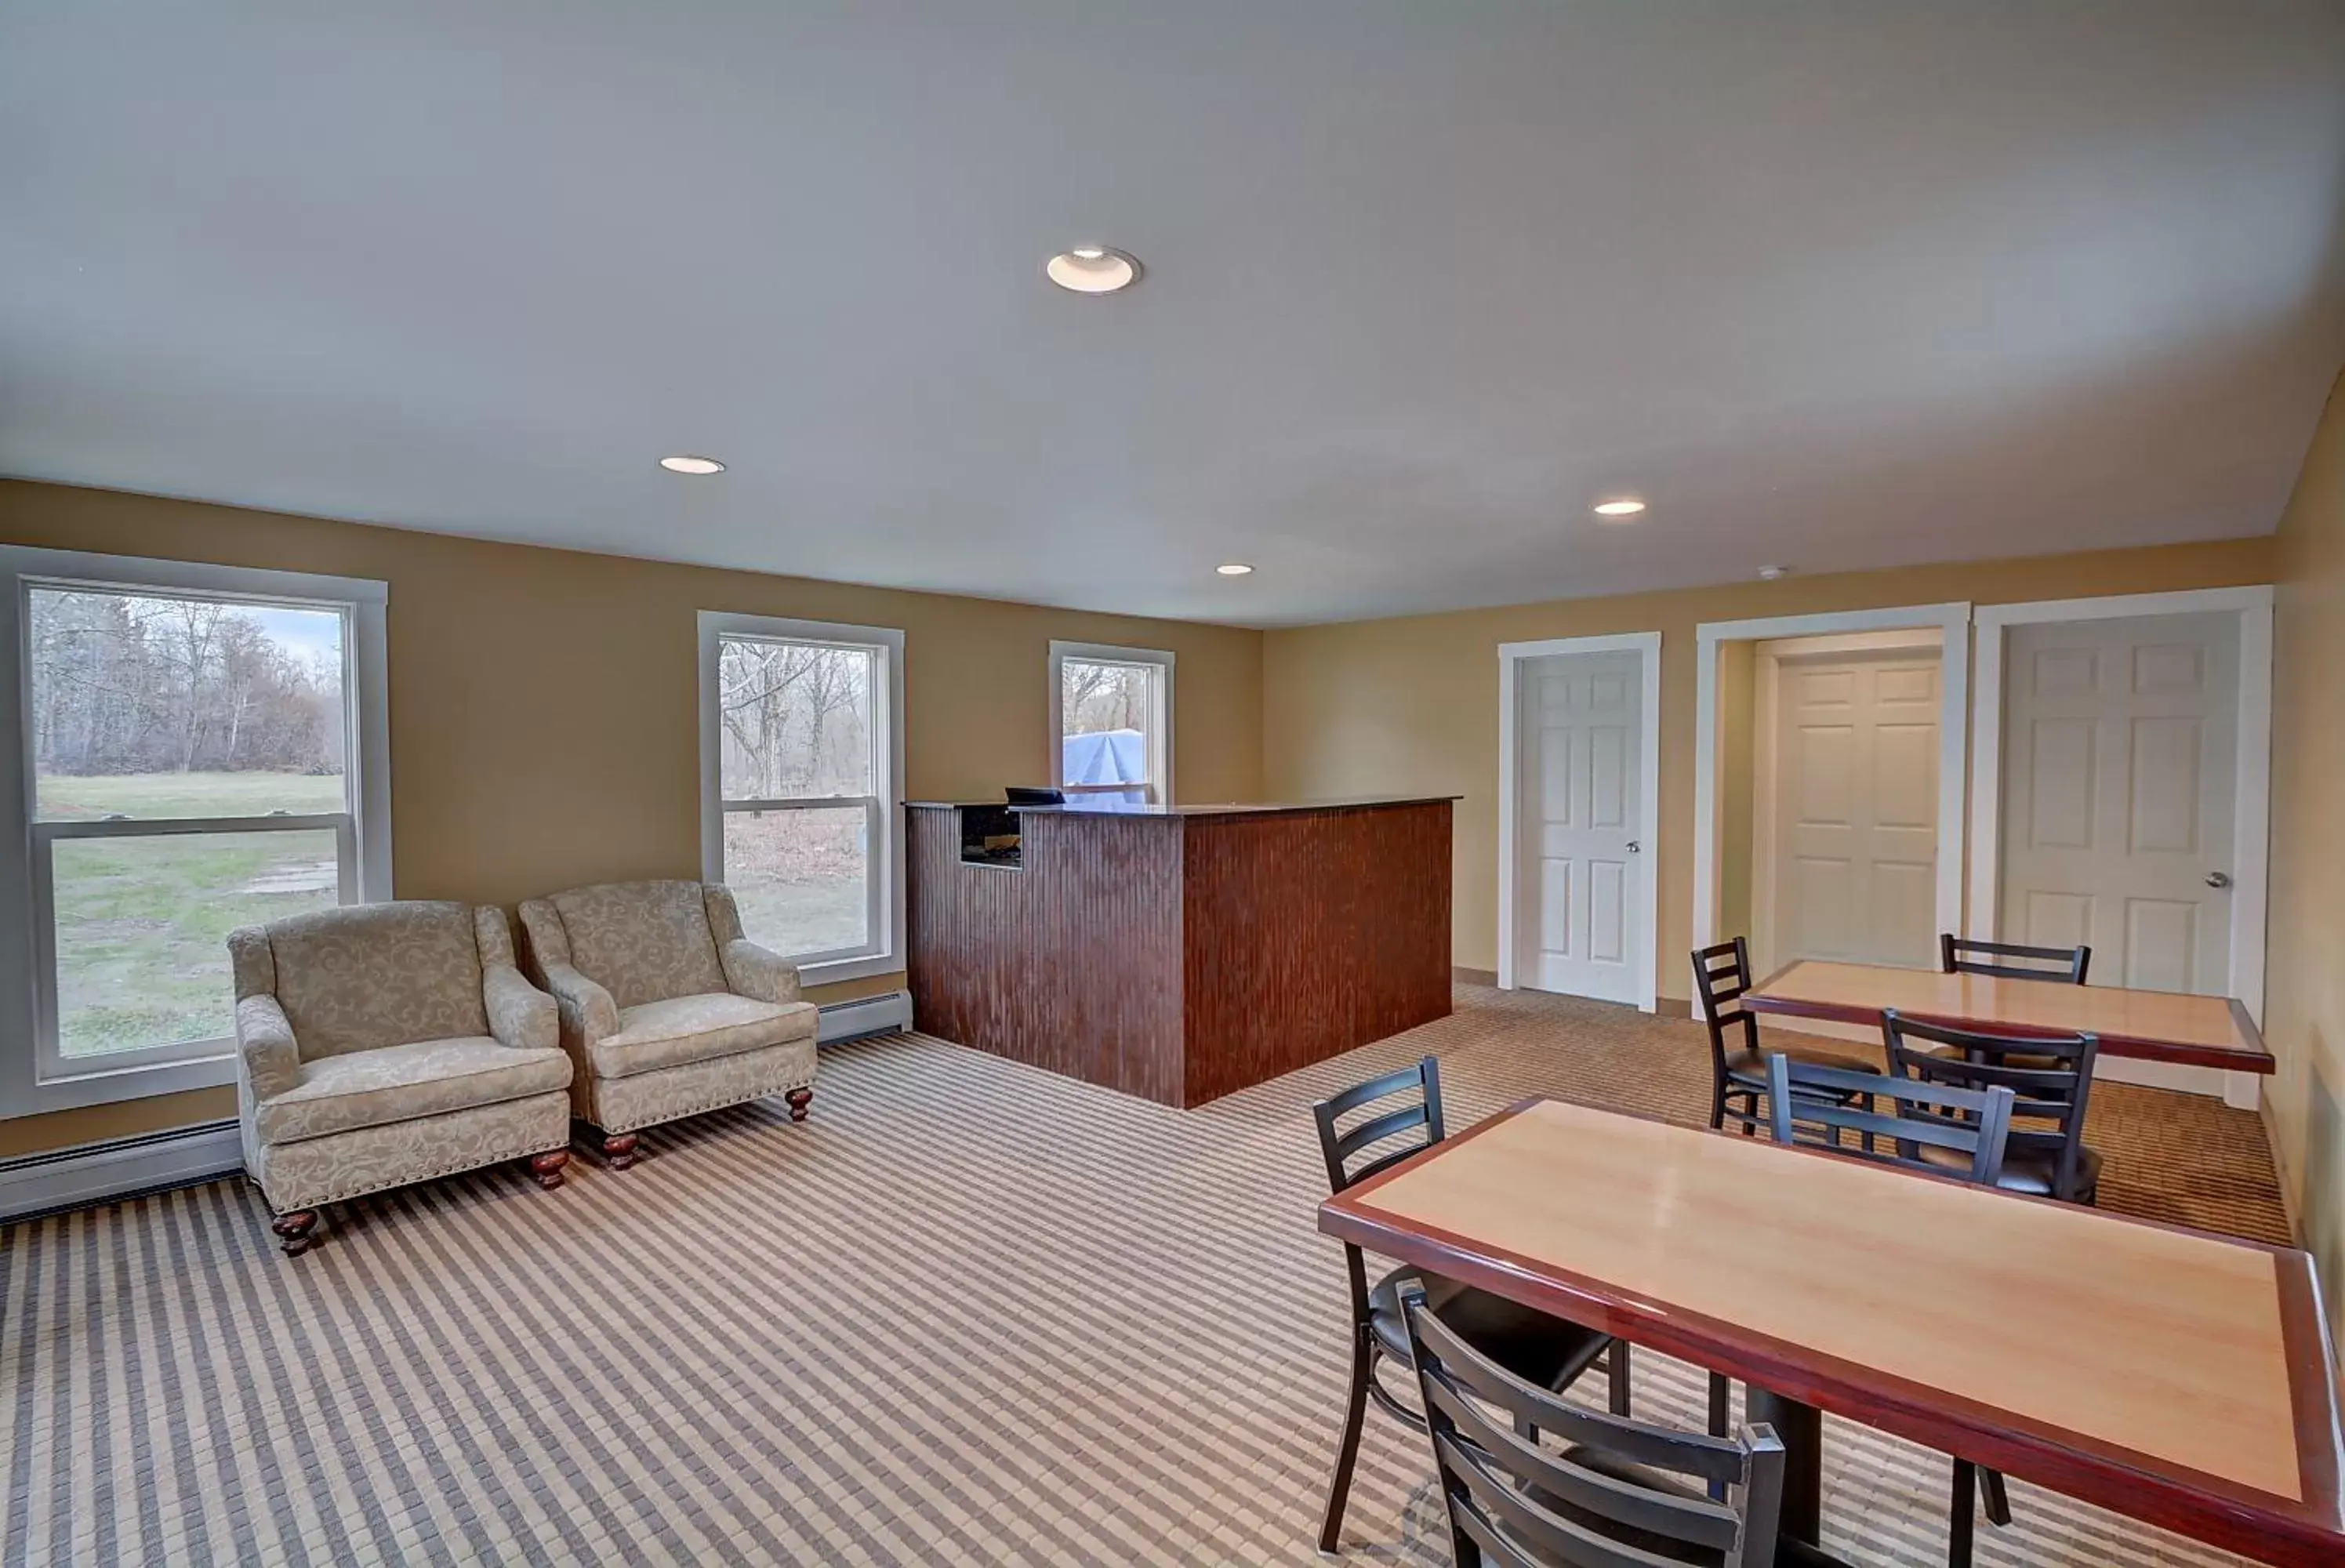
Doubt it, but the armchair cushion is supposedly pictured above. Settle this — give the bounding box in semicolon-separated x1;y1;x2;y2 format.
265;902;492;1058
543;880;729;1010
255;1035;572;1146
593;992;819;1080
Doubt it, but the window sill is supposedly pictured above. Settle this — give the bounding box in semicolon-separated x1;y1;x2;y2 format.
1;1049;237;1122
794;953;902;987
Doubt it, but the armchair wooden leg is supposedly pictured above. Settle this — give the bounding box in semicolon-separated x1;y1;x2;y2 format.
271;1210;320;1257
603;1132;640;1171
528;1150;570;1190
786;1087;813;1123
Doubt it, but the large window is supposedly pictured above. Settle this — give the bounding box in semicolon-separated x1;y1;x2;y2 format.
699;612;904;982
1050;641;1174;805
0;549;390;1116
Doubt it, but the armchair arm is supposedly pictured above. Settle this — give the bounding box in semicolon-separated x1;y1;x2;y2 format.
703;882;803;1004
234;993;302;1102
722;938;802;1006
538;962;620;1047
483;964;558;1053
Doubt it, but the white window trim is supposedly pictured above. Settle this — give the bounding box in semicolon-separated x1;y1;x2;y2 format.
698;611;906;986
1047;640;1175;805
0;547;391;1120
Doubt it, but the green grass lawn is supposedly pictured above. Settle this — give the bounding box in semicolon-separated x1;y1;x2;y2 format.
42;771;864;1056
41;771;346;821
42;772;344;1057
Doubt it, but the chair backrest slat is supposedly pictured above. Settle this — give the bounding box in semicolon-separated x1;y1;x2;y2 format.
1940;932;2090;985
1333;1102;1432;1163
1421;1376;1741;1552
1765;1052;2016;1186
1312;1056;1445;1195
1884;1011;2099;1202
1405;1288;1787;1568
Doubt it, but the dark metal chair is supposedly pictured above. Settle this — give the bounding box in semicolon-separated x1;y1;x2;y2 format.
1402;1282;1850;1568
1762;1054;2015;1183
1691;939;1876;1135
1883;1011;2102;1205
1311;1057;1628;1554
1764;1052;2021;1568
1940;933;2090;985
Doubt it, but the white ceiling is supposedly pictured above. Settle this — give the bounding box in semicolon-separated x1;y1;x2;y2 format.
4;3;2343;628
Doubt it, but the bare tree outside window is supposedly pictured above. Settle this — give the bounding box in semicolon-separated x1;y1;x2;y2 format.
1061;659;1152;736
716;637;880;960
25;586;353;1058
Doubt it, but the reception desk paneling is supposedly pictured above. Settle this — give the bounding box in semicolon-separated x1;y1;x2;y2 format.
906;797;1453;1107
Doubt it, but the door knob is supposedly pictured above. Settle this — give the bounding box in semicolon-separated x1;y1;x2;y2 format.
1627;840;1641;854
2205;871;2231;889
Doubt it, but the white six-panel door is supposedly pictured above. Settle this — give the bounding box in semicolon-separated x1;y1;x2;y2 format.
1765;649;1943;972
1518;650;1646;1004
1998;612;2239;995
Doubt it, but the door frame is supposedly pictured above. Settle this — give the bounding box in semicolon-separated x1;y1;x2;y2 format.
1693;604;1972;982
1749;626;1948;978
1497;632;1663;1011
1967;585;2274;1107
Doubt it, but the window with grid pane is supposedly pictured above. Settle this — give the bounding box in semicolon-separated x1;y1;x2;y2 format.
704;617;901;972
2;558;388;1099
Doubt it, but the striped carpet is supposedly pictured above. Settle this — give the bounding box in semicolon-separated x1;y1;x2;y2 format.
0;985;2286;1566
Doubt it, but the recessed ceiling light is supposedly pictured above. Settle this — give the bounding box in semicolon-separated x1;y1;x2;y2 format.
659;455;725;475
1046;247;1140;294
1592;499;1646;518
1759;564;1791;580
1216;562;1254;576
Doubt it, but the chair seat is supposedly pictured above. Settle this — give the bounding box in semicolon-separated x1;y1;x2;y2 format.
256;1036;572;1146
1369;1267;1610;1391
1918;1139;2103;1199
593;992;819;1080
1722;1043;1876;1087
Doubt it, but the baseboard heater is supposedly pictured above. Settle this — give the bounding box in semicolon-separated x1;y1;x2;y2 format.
0;989;913;1225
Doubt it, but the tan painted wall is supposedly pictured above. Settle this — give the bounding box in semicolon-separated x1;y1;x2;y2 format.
0;480;1264;1156
2268;371;2345;1335
1262;536;2276;998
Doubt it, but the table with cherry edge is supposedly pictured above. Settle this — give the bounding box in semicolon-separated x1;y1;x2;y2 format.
1741;958;2274;1076
1316;1097;2343;1565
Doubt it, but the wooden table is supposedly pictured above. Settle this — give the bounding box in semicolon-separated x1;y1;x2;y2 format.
1317;1098;2344;1565
1744;959;2274;1075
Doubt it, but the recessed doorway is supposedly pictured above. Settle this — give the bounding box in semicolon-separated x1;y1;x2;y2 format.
1750;627;1947;982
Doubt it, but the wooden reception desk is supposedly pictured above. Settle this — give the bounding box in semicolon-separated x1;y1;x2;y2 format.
906;797;1455;1107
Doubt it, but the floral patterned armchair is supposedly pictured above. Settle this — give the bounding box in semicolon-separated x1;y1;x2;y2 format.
517;880;819;1169
230;902;574;1255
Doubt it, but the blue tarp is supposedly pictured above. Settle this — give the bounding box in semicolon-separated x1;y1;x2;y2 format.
1062;728;1149;804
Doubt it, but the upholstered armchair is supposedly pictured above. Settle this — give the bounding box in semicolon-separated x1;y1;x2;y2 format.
230;902;574;1255
517;880;819;1169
